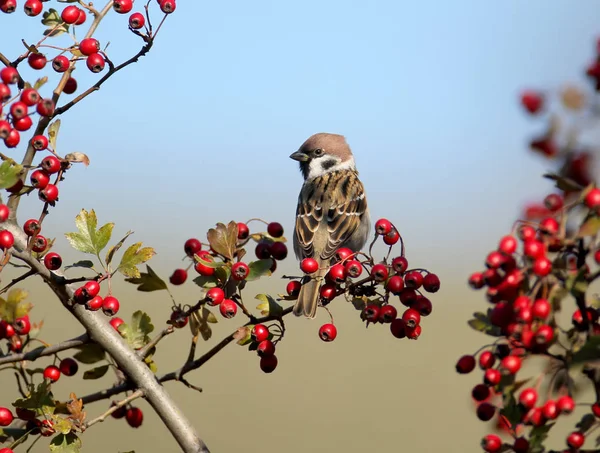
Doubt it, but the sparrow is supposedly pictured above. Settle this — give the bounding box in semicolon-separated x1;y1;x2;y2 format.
290;133;371;318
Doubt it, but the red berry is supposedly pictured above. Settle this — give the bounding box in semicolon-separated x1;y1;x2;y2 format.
61;5;80;23
0;0;16;13
334;247;353;262
498;235;518;254
206;287;225;306
477;402;496;421
456;355;476;374
404;271;423;289
585;188;600;210
159;0;176;13
532;257;552;277
383;229;400;245
557;395;575;414
513;438;529;453
534;324;554;346
126;407;143;428
318;323;337;342
520;90;543;114
86;295;103;311
0;230;14;249
481;434;502;453
361;305;380;323
326;263;347;284
259;354;278;373
59;358;78;377
231;262;250;280
184;238;202;257
23;218;41;236
0;407;13;426
251;324;269;342
540;217;559;235
531;298;550;320
472;384;490;402
524;240;545;259
269;242;287;260
169;268;187;285
4;129;20;148
36;98;55;116
254;242;271;259
344;259;363;278
518;388;538;409
169;309;188;328
83;280;100;299
300;257;319;274
63;77;77;94
391;256;408;273
20;88;39;106
52;55;70;73
110;402;126;419
31;235;47;254
14;315;30;335
484;368;501;386
371;263;389;282
406;324;421;339
257;339;275;356
398;288;418;307
413;296;432;316
129;12;145;29
378;304;397;323
402;308;420;328
10;101;27;119
542;400;559;420
319;283;337;300
113;0;133;13
544;193;563;211
389;318;406;338
75;8;86;24
286;280;301;298
86;53;105;73
0;204;8;223
468;272;485;289
0;86;10;103
28;53;46;70
385;275;404;294
267;222;283;238
375;218;392;235
30;170;50;191
592;402;600;418
0;320;14;338
422;273;440;292
194;251;215;276
500;355;521;375
566;432;585;450
0;67;18;84
0;120;10;138
237;222;249;240
13;116;33;132
41;155;61;174
478;351;495;369
43;365;61;382
486;250;505;268
109;317;124;332
43;252;62;271
79;39;101;56
102;296;120;316
219;299;237;318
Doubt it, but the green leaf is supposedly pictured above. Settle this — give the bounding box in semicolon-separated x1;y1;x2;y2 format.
499;393;522;428
49;432;82;453
43;26;68;38
33;76;48;90
63;260;95;271
0;288;32;324
83;365;109;380
255;293;283;317
194;254;225;269
543;173;584;192
466;312;503;337
571;335;600;365
13;381;55;418
246;259;274;281
576;413;596;432
193;275;218;289
577;216;600;238
0;159;24;190
117;242;156;278
41;8;60;26
214;265;230;285
105;230;133;266
25;367;46;377
528;423;554;453
124;265;167;292
118;311;154;349
565;268;589;298
73;343;106;364
52;415;74;435
64;209;114;255
207;221;238;260
47;119;61;151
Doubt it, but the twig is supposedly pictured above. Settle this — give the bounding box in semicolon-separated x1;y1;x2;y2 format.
137;326;173;359
84;389;144;429
0;334;89;366
0;269;37;295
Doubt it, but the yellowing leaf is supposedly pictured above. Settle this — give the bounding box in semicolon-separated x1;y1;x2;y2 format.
64;209;114;255
64;152;90;167
0;288;32;323
118;311;154;349
247;259;274;281
49;432;82;453
33;76;48;90
51;415;74;435
47;119;61;151
105;230;133;265
124;265;167;292
117;242;155;278
577;216;600;238
0;159;24;190
234;326;253;346
207;221;238;260
255;293;283;317
66;393;85;429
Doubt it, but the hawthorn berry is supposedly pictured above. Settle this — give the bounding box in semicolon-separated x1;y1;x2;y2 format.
62;77;78;94
79;38;100;56
231;262;250;280
286;280;301;298
206;287;225;306
557;395;575;414
0;204;10;222
0;0;16;13
468;272;485;289
484;368;501;386
20;88;39;106
184;238;202;257
260;354;278;373
391;256;408;273
406;324;422;339
86;295;103;311
59;358;78;377
257;340;275;357
110;402;127;419
319;283;336;300
404;271;423;289
169;309;188;328
455;355;476;374
41;251;61;271
0;120;9;138
531;298;550;319
129;12;145;29
399;288;418;307
169;268;187;285
31;235;48;253
237;222;249;240
269;242;287;261
267;222;283;238
486;251;505;269
252;324;269;342
13;116;33;132
413;296;432;316
41;155;61;174
534;324;554;346
27;53;46;70
523;240;545;259
61;5;80;23
43;365;61;383
0;86;9;103
513;438;529;453
481;434;502;453
10;101;27;119
518;388;538;410
532;257;552;276
478;351;495;369
520;90;543;114
113;0;133;13
36;98;55;116
375;218;392;235
75;8;86;24
102;296;120;316
126;407;143;428
0;407;13;426
86;53;105;73
500;355;521;375
326;264;347;284
472;384;490;402
4;129;20;148
566;432;585;450
585;188;600;210
544;193;563;211
383;229;400;245
477;402;496;421
159;0;176;13
194;251;215;276
542;400;559;420
498;235;517;254
83;280;100;299
109;317;124;332
14;316;30;335
37;419;55;436
539;217;559;235
255;242;271;259
23;218;41;236
219;299;237;318
422;273;440;292
15;408;35;421
334;247;353;262
402;308;421;328
0;320;15;339
389;318;406;338
300;257;319;274
0;67;18;84
378;304;397;323
0;230;14;250
371;263;389;282
52;55;70;73
361;305;380;323
385;275;404;294
345;260;362;278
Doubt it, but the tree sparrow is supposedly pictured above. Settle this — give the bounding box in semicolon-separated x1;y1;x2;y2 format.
290;133;371;318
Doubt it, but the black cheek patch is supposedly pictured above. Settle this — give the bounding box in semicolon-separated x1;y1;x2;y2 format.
321;159;336;171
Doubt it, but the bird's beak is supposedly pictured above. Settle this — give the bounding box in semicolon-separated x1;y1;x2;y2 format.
289;151;309;162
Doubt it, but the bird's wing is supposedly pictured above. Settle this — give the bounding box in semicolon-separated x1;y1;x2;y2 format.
294;170;368;261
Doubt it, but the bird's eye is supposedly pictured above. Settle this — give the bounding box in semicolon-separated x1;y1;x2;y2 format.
313;148;323;157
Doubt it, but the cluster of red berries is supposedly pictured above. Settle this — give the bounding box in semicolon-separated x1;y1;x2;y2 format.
0;313;30;353
110;402;144;428
72;279;121;317
288;218;440;343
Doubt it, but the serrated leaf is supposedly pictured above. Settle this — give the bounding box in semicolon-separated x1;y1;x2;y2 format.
571;335;600;365
189;307;214;341
13;381;55;417
117;242;155;278
51;415;74;435
64;260;95;270
0;159;24;190
83;364;109;380
207;221;238;260
49;432;82;453
66;393;85;429
246;259;274;281
64;209;114;255
124;265;167;292
255;293;283;317
193;275;218;289
499;393;522;428
47;119;61;151
234;326;253;345
0;288;32;323
467;314;503;337
118;311;154;349
105;230;133;266
64;152;90;167
577;216;600;238
73;343;106;364
33;76;48;90
41;8;60;25
529;423;554;453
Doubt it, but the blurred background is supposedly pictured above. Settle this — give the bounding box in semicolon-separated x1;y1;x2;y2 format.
2;0;600;451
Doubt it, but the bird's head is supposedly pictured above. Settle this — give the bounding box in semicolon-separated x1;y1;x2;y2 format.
290;133;356;180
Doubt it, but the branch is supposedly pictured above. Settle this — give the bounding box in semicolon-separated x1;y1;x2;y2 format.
0;333;89;366
137;325;174;359
84;389;144;429
3;222;210;453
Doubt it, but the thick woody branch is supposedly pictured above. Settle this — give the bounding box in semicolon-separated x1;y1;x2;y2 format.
0;333;89;366
3;222;209;453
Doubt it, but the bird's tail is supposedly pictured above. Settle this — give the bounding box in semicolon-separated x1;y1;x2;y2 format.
293;263;327;318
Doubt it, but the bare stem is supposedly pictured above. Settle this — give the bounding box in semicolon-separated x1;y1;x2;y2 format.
84;389;144;429
0;334;89;366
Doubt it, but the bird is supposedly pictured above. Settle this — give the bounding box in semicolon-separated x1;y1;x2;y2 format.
290;132;371;318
